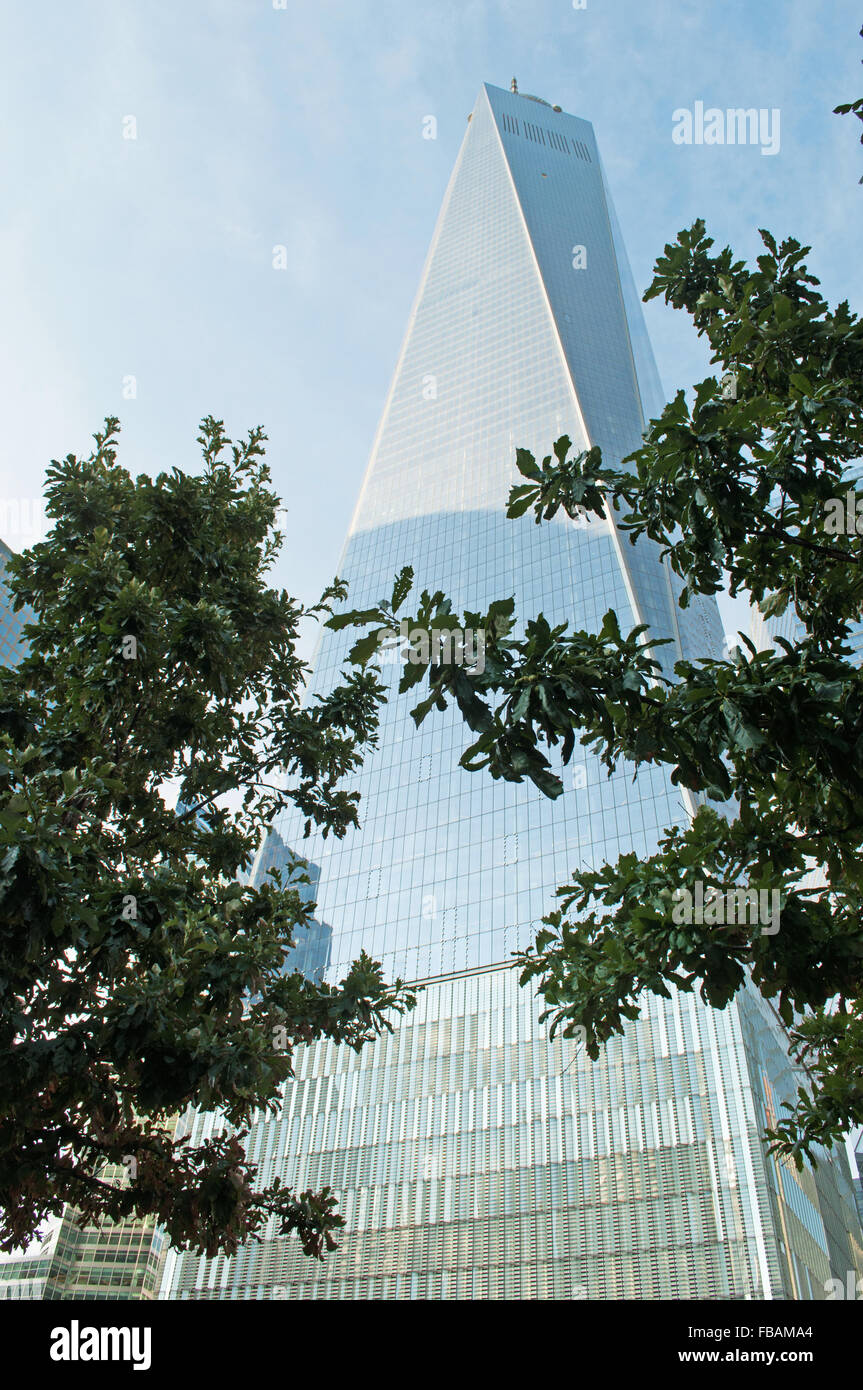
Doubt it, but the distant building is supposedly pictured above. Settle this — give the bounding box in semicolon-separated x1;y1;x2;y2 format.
0;1154;173;1301
0;1173;170;1300
252;828;332;984
0;537;31;666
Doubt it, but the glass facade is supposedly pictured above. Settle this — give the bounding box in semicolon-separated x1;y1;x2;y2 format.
252;829;333;984
162;83;863;1300
0;538;30;667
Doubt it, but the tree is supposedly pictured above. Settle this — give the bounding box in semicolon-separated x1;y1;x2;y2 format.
0;416;414;1261
334;106;863;1168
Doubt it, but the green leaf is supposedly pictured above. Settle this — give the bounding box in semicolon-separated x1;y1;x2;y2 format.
515;448;543;481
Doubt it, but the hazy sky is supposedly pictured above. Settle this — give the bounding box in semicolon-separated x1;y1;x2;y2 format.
1;0;860;653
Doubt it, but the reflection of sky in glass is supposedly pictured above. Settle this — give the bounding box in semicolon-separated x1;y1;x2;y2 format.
252;830;332;984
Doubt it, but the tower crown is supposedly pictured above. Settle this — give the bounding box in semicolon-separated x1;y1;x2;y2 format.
509;76;552;106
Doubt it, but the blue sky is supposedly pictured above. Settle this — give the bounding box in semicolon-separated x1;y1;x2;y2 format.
1;0;860;653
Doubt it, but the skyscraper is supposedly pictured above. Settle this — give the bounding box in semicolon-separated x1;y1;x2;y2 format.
163;83;863;1301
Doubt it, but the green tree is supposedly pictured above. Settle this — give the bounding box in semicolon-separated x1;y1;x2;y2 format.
0;416;414;1260
335;115;863;1169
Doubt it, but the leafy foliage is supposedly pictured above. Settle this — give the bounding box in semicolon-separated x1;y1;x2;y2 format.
0;417;415;1259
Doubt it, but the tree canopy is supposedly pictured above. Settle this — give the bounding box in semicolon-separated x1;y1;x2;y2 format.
0;416;414;1260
